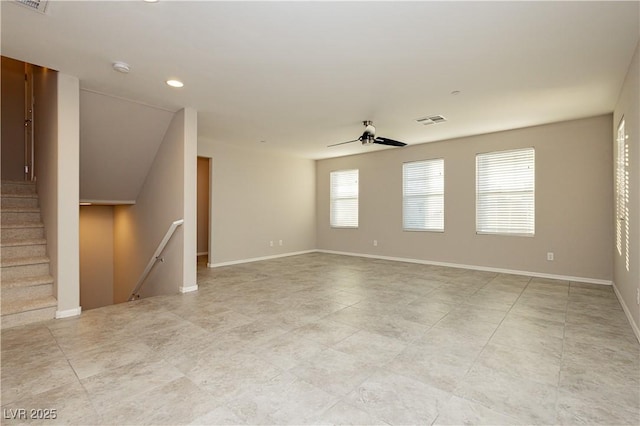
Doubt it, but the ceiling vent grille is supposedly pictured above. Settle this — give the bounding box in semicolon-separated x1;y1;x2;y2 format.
416;115;447;126
14;0;48;13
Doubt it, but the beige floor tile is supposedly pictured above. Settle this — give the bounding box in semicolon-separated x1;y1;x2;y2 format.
291;349;377;396
1;354;79;406
388;345;477;392
474;343;561;386
81;359;185;412
346;370;452;425
250;333;328;370
433;395;524;425
331;330;407;365
290;318;360;346
454;364;558;424
99;377;219;425
556;389;640;425
188;406;245;426
309;400;387;425
67;339;158;379
1;381;101;425
490;322;564;357
185;351;283;402
3;253;639;426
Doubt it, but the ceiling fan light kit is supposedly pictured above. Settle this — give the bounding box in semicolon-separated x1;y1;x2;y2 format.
328;121;408;148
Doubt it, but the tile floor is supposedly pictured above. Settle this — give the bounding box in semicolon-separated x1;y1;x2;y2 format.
1;253;639;425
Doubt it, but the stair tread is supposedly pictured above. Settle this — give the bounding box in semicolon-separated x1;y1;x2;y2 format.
1;207;40;213
1;221;44;229
0;193;38;199
1;296;57;316
1;180;36;184
1;255;50;267
0;238;47;248
2;274;54;289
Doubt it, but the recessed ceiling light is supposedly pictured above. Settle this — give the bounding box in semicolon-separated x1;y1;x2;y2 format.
112;62;130;73
166;79;184;88
143;0;159;3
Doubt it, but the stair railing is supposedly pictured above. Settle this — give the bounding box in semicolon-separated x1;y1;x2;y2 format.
129;219;184;301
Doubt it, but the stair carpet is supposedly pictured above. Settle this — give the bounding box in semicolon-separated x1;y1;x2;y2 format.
1;181;57;329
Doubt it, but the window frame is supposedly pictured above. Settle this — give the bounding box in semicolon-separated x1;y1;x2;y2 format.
402;158;445;232
329;169;359;229
475;147;535;237
616;117;630;271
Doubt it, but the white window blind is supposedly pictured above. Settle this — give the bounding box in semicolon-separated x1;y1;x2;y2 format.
403;159;444;231
616;118;630;271
330;169;359;228
476;148;535;235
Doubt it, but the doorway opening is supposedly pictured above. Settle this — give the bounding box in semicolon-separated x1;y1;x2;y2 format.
197;156;211;266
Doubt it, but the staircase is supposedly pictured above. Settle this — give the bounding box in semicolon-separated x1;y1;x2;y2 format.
1;181;57;329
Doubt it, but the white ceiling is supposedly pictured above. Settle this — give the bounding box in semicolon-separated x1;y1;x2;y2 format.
2;1;639;160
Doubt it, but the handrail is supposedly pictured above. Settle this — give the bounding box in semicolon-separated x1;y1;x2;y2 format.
129;219;184;301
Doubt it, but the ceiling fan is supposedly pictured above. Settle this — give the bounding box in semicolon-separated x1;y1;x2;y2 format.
328;121;407;148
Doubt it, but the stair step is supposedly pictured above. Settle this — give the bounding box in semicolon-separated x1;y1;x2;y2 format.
1;208;41;224
1;257;50;281
1;222;45;240
1;238;47;247
1;194;38;208
1;306;56;329
1;181;36;196
2;295;57;315
1;239;47;259
1;296;57;329
2;274;53;289
0;183;56;330
1;255;50;268
2;281;53;304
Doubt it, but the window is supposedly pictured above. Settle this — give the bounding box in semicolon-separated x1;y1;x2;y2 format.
330;169;359;228
403;159;444;231
616;118;630;271
476;148;535;235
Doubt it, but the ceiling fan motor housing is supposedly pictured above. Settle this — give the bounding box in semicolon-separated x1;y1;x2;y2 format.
361;121;376;144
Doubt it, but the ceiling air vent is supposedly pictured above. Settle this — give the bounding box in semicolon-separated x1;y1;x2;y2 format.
14;0;48;13
416;115;447;126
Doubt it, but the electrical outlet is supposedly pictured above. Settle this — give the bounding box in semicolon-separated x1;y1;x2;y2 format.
547;252;554;261
279;240;283;246
269;241;274;247
373;240;378;247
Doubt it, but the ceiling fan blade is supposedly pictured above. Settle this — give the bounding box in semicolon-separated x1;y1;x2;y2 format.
328;138;360;147
374;137;407;147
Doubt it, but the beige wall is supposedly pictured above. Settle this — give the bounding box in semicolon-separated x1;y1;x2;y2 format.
79;206;114;310
34;70;81;317
613;40;639;337
317;115;613;283
113;108;197;303
198;139;316;265
197;156;210;255
56;73;81;315
1;56;26;181
33;67;59;301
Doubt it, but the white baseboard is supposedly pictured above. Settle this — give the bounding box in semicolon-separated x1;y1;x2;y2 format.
316;249;613;286
208;250;316;268
55;307;82;319
612;282;640;343
179;285;198;293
